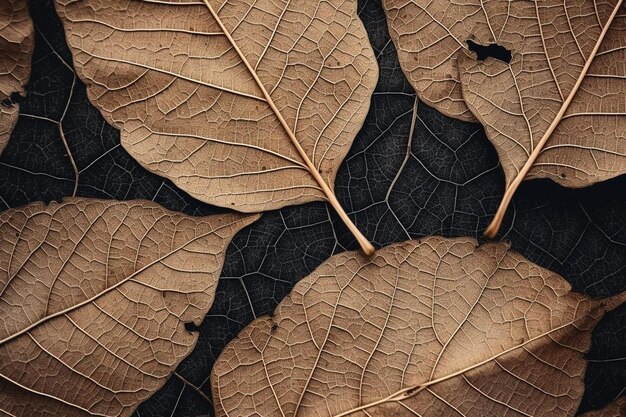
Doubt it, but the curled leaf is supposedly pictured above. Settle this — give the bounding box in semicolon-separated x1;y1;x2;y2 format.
54;0;378;254
213;237;625;417
0;0;33;155
0;198;258;417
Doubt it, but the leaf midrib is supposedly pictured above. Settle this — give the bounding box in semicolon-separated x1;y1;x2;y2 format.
332;308;591;417
484;0;624;237
199;0;375;255
0;218;244;346
198;0;328;187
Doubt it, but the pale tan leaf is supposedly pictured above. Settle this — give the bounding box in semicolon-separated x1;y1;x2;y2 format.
53;0;378;254
580;397;626;417
0;0;33;155
0;198;258;417
382;0;482;121
382;0;626;237
213;236;625;417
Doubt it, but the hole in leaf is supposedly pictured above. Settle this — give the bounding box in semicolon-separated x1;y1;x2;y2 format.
184;322;200;332
1;92;26;108
466;40;512;64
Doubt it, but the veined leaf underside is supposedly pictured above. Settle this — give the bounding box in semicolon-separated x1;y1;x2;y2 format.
55;0;379;254
382;0;626;237
213;237;626;417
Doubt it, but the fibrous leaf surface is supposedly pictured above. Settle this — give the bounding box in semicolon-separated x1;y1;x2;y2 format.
213;236;625;417
0;1;624;415
0;198;257;417
383;0;626;236
53;0;379;253
0;0;33;155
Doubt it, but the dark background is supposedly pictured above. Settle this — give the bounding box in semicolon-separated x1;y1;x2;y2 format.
2;1;624;415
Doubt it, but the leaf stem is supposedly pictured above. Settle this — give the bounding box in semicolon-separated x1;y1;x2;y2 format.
484;0;624;239
604;290;626;313
201;0;375;255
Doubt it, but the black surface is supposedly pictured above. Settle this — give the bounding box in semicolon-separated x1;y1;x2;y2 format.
1;1;624;416
466;40;512;63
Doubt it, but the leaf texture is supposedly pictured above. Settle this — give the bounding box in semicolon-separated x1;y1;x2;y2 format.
0;198;258;417
383;0;626;189
381;0;479;122
1;1;625;415
0;0;33;155
213;237;625;417
53;0;378;214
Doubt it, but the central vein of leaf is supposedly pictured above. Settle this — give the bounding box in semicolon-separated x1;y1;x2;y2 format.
0;220;241;346
332;315;589;416
200;0;375;255
485;0;624;238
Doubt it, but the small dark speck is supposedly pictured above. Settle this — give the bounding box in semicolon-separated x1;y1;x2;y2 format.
184;322;199;332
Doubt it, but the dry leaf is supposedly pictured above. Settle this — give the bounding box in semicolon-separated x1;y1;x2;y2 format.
0;198;257;417
54;0;378;254
383;0;626;236
213;236;625;417
0;0;33;155
382;1;477;122
580;397;626;417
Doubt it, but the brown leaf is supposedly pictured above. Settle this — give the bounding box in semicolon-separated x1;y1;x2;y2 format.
383;0;626;236
382;0;481;122
0;0;33;155
213;237;625;417
53;0;378;254
0;198;258;417
580;397;626;417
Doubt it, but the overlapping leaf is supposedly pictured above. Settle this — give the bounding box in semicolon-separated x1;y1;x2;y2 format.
0;0;33;155
53;0;379;252
0;198;257;417
383;0;626;235
0;1;624;416
213;237;625;417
